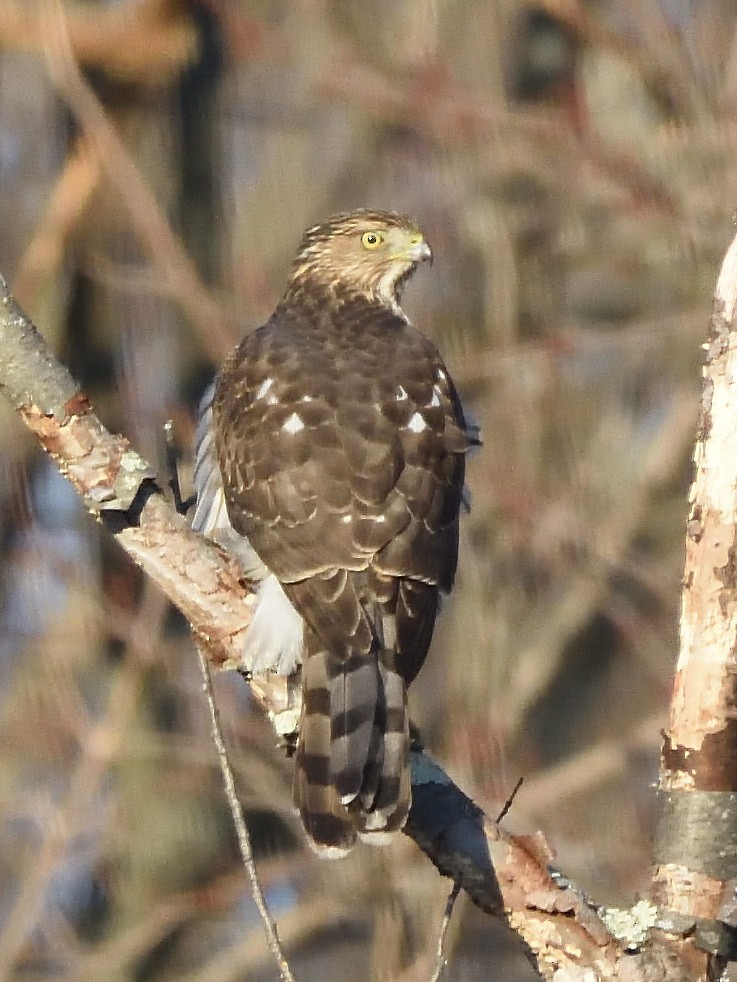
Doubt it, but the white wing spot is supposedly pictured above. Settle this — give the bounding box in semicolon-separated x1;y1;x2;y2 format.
301;395;313;403
395;385;408;401
436;368;447;380
407;412;427;433
429;386;441;407
342;514;352;524
374;514;386;523
255;377;274;400
282;412;305;434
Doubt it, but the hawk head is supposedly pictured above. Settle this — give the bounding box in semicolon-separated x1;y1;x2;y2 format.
288;209;432;309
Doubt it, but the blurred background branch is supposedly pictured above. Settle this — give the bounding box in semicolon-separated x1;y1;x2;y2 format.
0;0;735;978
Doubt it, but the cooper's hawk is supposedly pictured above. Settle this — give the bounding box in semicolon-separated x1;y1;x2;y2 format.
192;209;473;855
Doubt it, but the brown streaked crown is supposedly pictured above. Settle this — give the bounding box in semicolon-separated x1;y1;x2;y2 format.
286;209;431;307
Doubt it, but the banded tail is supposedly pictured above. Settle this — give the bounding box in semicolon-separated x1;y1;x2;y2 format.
294;636;410;856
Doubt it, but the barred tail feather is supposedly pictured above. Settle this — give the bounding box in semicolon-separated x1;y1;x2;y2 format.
331;651;379;803
364;651;410;832
294;640;411;855
295;648;356;856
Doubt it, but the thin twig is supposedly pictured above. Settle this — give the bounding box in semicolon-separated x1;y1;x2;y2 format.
496;776;524;824
194;641;296;982
429;883;461;982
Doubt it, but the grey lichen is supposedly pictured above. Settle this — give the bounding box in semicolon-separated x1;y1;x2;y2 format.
600;899;658;951
100;450;157;512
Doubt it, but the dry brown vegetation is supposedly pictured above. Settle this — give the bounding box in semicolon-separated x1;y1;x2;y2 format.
1;0;736;978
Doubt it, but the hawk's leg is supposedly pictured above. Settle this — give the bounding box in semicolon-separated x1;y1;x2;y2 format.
164;419;195;516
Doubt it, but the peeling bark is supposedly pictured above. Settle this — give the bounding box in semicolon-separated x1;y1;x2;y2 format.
651;232;737;978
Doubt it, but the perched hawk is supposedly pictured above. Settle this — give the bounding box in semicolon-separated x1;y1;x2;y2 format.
192;209;473;855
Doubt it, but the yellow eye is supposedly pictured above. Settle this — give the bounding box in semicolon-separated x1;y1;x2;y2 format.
361;231;384;249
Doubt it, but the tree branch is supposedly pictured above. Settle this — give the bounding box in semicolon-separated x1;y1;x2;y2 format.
0;273;717;980
0;275;293;715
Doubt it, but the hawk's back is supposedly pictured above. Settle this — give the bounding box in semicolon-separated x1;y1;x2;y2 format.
214;296;468;593
197;210;473;854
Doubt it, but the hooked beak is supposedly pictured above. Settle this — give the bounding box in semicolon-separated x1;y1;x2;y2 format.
413;239;433;264
392;236;433;265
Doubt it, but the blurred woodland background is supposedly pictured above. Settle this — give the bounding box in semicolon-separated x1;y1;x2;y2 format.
0;0;734;978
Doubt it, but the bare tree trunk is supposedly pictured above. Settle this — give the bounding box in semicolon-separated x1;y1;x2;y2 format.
650;232;737;980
